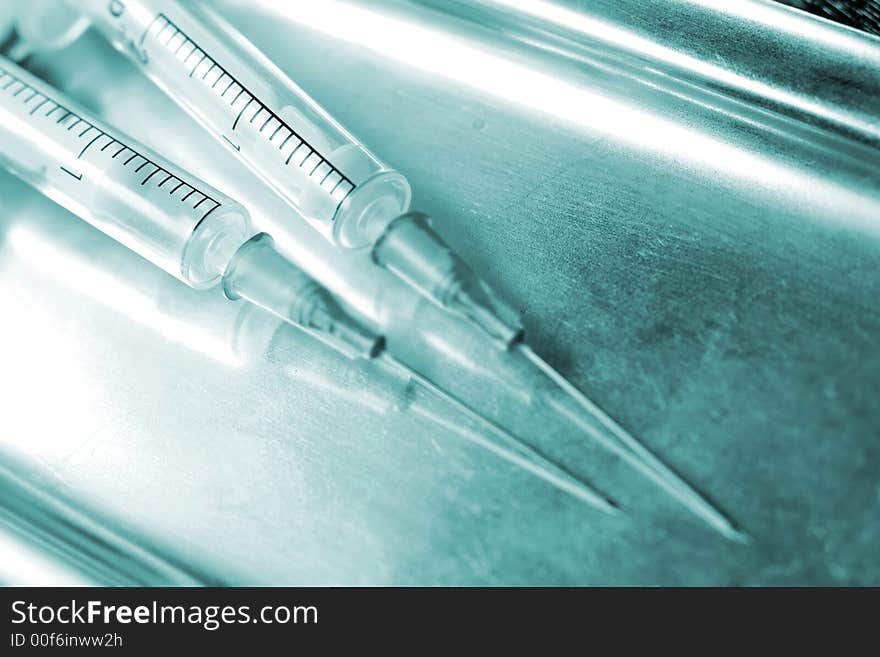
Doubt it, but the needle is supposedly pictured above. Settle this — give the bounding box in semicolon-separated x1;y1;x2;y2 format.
377;352;620;515
517;343;747;543
283;305;617;513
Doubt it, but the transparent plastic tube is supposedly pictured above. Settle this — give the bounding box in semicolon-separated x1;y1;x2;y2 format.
0;56;379;358
74;0;409;249
74;0;523;347
8;0;90;58
0;57;619;515
0;58;248;289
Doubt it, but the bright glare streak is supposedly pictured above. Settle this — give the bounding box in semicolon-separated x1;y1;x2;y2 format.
490;0;874;136
8;228;242;367
696;0;878;51
0;297;97;458
252;0;880;232
0;524;94;586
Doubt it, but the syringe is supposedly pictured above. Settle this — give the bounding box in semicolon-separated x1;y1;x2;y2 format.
65;0;742;539
0;55;618;514
70;0;521;347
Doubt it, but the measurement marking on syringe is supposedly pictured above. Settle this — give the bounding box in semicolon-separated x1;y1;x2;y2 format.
286;142;305;165
141;168;161;185
78;133;104;158
141;13;166;44
221;80;236;97
141;13;356;207
183;46;199;64
60;166;82;181
232;98;253;131
162;26;180;46
189;54;208;77
29;99;48;115
0;64;224;221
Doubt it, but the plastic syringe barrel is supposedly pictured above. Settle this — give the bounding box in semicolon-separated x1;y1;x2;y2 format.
74;0;412;250
0;57;249;289
0;56;383;360
73;0;523;347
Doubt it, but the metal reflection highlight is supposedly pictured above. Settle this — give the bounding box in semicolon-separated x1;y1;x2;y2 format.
8;227;243;367
252;0;880;233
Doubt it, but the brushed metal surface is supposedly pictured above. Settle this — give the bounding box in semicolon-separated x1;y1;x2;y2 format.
0;0;878;584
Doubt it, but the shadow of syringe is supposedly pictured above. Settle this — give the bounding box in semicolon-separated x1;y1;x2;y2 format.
0;165;615;516
23;31;742;539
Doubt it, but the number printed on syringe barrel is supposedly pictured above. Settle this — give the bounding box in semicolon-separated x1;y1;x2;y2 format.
78;0;412;249
0;58;250;288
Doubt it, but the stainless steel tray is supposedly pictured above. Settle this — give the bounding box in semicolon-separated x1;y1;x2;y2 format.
0;0;877;584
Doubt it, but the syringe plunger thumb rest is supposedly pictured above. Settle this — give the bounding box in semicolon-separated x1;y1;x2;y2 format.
222;233;383;359
371;212;524;348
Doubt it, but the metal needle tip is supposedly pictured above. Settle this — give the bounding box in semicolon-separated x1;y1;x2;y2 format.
517;343;744;542
377;353;619;515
